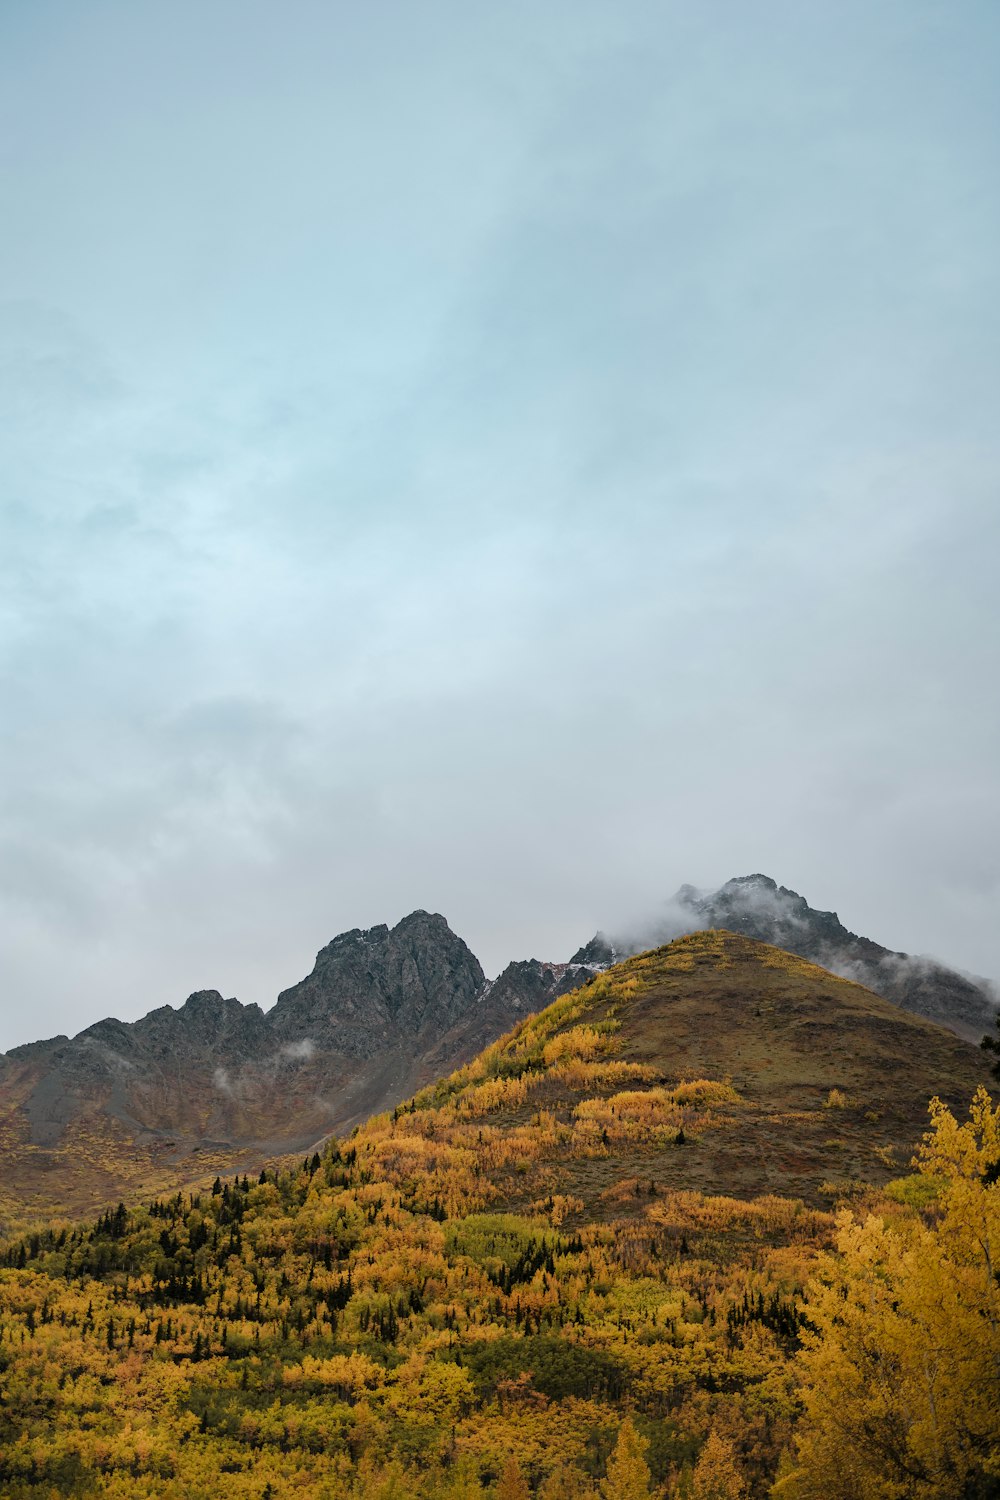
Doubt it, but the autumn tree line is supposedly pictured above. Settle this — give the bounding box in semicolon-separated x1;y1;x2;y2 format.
0;950;996;1497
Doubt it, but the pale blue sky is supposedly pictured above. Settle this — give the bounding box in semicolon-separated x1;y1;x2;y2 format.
2;1;999;1046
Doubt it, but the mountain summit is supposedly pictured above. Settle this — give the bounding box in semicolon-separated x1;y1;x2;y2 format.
573;874;997;1043
268;910;487;1053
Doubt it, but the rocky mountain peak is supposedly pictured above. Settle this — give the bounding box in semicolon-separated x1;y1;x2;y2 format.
568;934;620;968
179;988;228;1011
324;923;390;951
721;873;778;892
394;909;454;936
268;910;486;1053
678;876;857;952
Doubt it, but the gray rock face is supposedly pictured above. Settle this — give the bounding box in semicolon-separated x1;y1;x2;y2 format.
269;911;486;1056
485;958;596;1017
81;992;270;1059
569;936;623;968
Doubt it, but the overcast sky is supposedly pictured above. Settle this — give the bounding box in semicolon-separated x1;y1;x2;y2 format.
2;1;998;1049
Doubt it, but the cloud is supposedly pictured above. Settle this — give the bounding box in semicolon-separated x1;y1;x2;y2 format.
280;1039;315;1062
0;4;998;1047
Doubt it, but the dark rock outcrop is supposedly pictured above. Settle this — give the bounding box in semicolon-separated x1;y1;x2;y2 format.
269;911;487;1057
569;936;622;968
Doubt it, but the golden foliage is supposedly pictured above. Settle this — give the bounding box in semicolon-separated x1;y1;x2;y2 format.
776;1088;1000;1500
600;1416;651;1498
690;1430;748;1499
0;938;990;1500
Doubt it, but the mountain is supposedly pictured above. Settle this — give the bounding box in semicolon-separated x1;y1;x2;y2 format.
0;932;993;1498
0;912;597;1221
572;873;998;1043
3;875;996;1223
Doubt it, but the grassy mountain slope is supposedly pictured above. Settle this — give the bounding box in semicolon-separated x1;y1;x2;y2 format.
0;932;993;1498
576;873;999;1041
441;928;981;1214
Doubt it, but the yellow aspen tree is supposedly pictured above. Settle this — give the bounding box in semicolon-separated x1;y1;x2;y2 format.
368;1459;410;1500
540;1464;595;1498
441;1454;487;1500
601;1416;652;1500
690;1432;748;1500
775;1088;1000;1500
495;1454;531;1500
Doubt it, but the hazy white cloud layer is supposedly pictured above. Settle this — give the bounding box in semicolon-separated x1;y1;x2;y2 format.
2;2;999;1046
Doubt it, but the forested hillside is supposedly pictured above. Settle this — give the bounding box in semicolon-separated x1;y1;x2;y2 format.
0;933;996;1498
